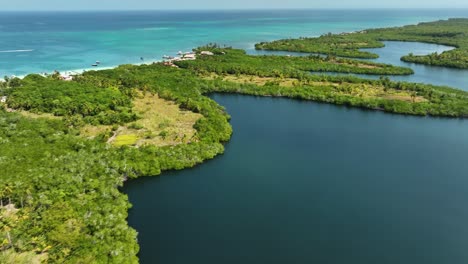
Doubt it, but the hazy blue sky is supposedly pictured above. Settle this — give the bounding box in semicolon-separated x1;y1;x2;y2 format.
2;0;468;10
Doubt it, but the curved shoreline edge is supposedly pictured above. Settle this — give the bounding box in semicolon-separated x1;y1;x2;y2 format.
1;18;468;263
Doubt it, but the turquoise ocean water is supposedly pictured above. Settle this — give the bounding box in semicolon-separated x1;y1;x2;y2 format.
0;9;466;80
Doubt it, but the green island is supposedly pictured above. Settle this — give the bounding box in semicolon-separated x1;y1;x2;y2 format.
179;48;414;75
255;18;468;69
1;19;468;263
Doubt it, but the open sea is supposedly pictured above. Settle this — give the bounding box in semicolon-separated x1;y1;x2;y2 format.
0;9;466;79
3;9;468;264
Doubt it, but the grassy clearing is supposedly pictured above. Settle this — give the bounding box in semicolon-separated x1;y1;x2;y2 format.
81;93;203;147
210;74;298;87
330;59;379;69
16;110;61;120
208;74;427;103
113;134;139;147
12;91;202;148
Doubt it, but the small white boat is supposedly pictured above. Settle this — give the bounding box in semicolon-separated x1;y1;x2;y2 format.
96;61;101;64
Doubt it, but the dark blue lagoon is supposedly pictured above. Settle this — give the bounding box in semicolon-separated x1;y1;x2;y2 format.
124;94;468;264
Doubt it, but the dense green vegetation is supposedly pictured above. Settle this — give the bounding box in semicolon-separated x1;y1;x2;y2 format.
6;74;136;125
178;47;414;75
0;65;232;263
176;47;468;117
256;33;384;58
1;25;468;262
208;74;468;117
0;113;139;263
256;18;468;69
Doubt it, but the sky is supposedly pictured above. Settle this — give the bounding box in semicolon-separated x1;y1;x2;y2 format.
2;0;468;11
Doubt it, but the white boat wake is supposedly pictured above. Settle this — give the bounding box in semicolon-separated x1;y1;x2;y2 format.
0;49;34;53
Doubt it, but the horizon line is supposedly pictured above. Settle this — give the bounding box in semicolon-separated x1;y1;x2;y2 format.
2;7;468;12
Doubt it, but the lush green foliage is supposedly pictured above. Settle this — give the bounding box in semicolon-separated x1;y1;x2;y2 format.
208;74;468;117
176;47;468;117
179;47;413;75
0;65;232;263
6;74;137;125
79;64;233;145
401;49;467;68
256;18;468;69
0;112;139;263
256;32;384;58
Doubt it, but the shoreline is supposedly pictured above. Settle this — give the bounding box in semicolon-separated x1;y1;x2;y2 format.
5;50;201;80
8;59;164;80
4;38;458;81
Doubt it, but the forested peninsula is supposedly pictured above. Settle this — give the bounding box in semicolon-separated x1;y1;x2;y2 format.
256;18;468;69
1;19;468;263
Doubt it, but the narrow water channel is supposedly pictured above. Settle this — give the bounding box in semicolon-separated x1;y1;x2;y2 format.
249;41;468;90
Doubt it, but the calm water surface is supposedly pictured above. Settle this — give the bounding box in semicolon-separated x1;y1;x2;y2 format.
125;94;468;263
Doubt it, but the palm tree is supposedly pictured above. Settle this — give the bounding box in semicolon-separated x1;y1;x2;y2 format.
3;185;13;205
